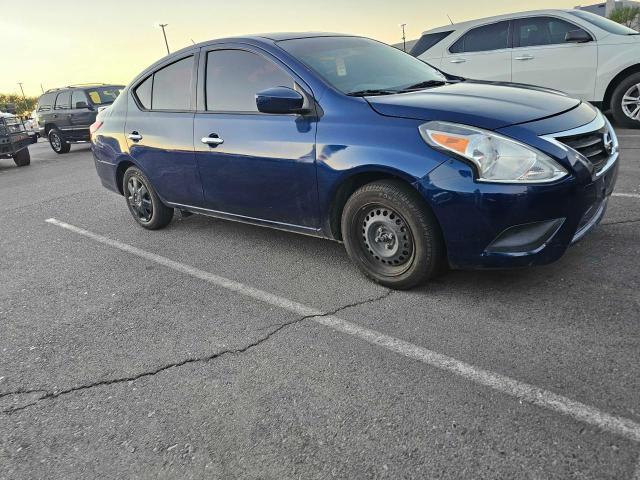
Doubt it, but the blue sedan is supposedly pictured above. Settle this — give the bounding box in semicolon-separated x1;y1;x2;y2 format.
91;33;619;289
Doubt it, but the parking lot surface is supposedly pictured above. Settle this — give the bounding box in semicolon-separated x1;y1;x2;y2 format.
0;130;638;479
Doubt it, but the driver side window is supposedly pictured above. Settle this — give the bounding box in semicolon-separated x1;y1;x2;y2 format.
205;50;295;113
515;17;589;47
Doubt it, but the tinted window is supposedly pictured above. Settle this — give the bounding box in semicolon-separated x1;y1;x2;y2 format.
134;76;152;109
516;17;588;47
411;31;454;57
278;37;447;95
71;90;89;108
569;10;638;35
206;50;294;112
54;91;71;110
152;56;193;110
450;21;510;53
37;93;55;112
85;86;123;105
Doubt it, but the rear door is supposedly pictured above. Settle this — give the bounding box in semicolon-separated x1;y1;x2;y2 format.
53;91;72;132
440;21;512;82
511;16;597;99
193;45;319;229
69;90;95;137
124;54;203;206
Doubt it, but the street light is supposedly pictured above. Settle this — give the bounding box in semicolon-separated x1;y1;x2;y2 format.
155;23;170;55
399;23;407;52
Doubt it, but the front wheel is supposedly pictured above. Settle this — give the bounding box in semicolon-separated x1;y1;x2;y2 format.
13;148;30;167
341;180;444;290
123;167;174;230
48;129;71;154
611;72;640;128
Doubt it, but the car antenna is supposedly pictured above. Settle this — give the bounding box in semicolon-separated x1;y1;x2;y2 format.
446;14;454;25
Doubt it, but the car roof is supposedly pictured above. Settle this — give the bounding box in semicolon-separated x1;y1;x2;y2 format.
186;32;357;50
420;9;577;35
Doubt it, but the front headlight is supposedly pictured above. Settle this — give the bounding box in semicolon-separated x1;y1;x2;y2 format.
419;121;568;183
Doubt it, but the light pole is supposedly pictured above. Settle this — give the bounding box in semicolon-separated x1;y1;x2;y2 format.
17;82;26;101
156;23;170;55
399;23;407;52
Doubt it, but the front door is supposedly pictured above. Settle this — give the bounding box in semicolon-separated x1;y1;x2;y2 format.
511;16;597;100
193;47;319;229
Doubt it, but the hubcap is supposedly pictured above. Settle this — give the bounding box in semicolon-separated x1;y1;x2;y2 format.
622;83;640;121
127;176;153;222
361;207;413;267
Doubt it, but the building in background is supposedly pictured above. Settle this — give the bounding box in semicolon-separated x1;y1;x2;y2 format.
576;0;640;27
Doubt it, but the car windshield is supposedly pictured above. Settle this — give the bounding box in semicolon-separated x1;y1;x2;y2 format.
85;86;124;105
277;36;448;96
568;10;639;35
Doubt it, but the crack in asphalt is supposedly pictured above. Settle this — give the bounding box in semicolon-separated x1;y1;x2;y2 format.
0;289;392;415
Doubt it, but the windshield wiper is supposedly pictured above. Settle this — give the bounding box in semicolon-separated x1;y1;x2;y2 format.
395;80;448;93
347;89;397;97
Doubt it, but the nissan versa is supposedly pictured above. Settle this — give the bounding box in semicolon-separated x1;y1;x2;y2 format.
90;33;619;289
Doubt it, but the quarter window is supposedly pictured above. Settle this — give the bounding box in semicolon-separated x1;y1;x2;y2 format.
206;50;294;112
71;90;89;108
450;21;511;53
515;17;589;47
137;56;194;111
410;31;454;57
54;91;71;110
37;93;55;112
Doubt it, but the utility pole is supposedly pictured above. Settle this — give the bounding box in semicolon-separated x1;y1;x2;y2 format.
17;82;26;101
399;23;407;52
40;84;45;94
157;23;170;55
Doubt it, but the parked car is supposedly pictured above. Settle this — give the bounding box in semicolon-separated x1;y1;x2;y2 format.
91;33;619;289
36;84;124;154
0;112;32;167
411;9;640;127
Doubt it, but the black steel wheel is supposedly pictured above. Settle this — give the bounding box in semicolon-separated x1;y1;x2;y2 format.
48;129;70;154
342;179;444;289
122;167;174;230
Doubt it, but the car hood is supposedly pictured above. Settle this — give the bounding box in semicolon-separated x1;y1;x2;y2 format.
365;81;581;130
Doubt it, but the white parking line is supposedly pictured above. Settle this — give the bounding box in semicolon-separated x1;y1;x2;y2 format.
613;193;640;199
46;217;640;444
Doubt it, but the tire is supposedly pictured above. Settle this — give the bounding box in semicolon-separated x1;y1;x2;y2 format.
13;148;30;167
122;166;174;230
611;72;640;128
48;128;70;154
341;179;444;290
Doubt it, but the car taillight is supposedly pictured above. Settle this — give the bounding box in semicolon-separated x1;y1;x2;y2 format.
89;120;103;136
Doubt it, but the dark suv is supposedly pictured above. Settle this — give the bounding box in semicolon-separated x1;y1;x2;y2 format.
36;84;124;154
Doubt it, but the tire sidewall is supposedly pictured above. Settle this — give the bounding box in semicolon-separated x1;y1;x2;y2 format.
122;166;173;230
341;182;441;289
13;148;30;167
48;129;69;154
611;73;640;128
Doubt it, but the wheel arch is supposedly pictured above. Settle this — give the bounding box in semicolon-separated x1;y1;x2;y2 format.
327;167;436;241
115;160;137;195
603;64;640;111
43;123;57;135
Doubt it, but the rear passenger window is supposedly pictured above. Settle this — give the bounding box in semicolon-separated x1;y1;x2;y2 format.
71;90;89;108
54;91;71;110
151;56;193;110
37;93;55;112
206;50;294;112
450;21;511;53
411;31;454;57
134;76;153;109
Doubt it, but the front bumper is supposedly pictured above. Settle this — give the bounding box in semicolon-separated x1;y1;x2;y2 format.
418;117;619;270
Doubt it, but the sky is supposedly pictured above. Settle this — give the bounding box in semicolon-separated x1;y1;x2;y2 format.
1;0;583;96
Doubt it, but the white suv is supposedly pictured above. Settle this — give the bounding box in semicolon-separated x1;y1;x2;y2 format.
412;9;640;127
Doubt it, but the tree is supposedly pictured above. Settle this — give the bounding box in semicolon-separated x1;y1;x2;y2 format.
0;93;38;117
609;6;640;28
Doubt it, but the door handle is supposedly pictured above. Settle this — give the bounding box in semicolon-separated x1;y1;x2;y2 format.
128;131;143;142
450;58;466;64
515;55;534;61
201;135;224;146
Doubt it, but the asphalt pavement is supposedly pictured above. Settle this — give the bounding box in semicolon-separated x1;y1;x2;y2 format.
0;129;638;479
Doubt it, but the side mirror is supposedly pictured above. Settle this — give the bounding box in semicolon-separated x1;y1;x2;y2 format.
565;30;591;43
256;87;307;114
75;101;90;109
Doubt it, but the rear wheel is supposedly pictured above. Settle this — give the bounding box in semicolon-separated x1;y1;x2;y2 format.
123;166;174;230
611;72;640;128
341;179;444;289
48;128;71;154
13;148;30;167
